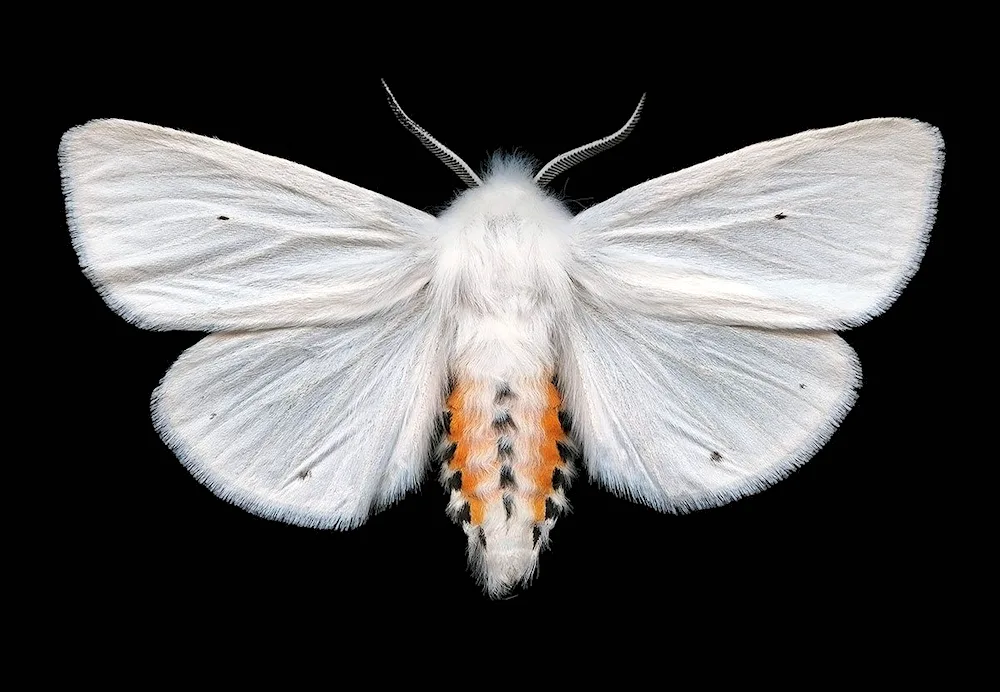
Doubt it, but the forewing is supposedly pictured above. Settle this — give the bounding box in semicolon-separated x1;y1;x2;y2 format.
152;294;446;528
560;303;860;512
572;118;943;329
60;119;437;331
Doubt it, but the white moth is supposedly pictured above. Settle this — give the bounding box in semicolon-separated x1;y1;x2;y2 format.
59;83;943;597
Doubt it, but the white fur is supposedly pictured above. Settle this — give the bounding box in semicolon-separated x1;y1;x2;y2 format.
429;160;579;594
433;159;576;382
59;115;943;593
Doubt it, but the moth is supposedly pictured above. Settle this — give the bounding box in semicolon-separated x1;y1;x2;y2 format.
60;82;943;597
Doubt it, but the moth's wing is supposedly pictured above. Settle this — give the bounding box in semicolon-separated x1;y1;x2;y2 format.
560;306;859;512
60;119;436;331
562;118;942;510
153;293;447;528
571;118;943;330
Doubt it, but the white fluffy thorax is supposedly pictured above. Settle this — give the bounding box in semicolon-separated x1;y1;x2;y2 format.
432;161;575;380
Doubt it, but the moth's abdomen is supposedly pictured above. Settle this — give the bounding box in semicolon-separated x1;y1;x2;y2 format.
437;376;577;596
429;168;578;595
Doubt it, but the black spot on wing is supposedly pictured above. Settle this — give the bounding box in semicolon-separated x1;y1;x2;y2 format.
217;215;229;220
532;526;542;547
774;213;787;220
454;504;471;524
503;495;513;520
478;528;487;548
446;471;462;491
710;451;722;462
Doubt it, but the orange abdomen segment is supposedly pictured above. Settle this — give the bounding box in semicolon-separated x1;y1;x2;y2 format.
532;380;567;521
437;374;578;595
440;376;575;528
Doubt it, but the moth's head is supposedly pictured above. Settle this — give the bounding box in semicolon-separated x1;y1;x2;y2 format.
381;79;645;193
441;153;569;223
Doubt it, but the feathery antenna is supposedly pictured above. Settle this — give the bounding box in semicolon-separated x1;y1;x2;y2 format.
382;79;482;188
534;94;646;187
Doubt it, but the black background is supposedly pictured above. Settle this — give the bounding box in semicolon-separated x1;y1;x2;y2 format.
38;59;965;627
